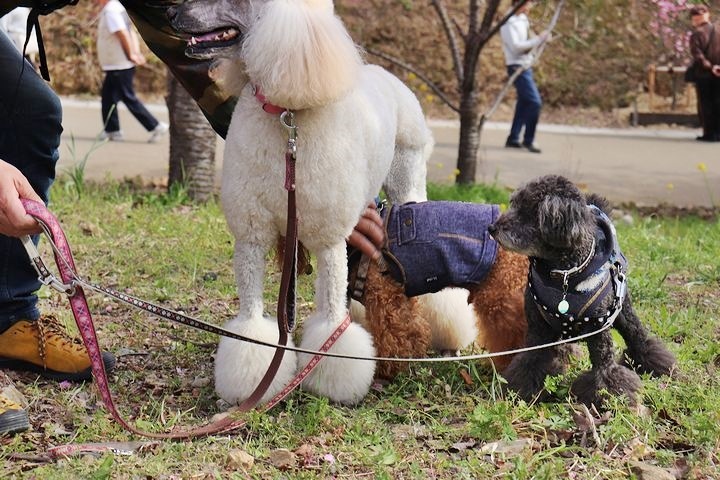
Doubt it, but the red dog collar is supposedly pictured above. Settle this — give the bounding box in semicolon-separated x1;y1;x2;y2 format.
253;85;286;115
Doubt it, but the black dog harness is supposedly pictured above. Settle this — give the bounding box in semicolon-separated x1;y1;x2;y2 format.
528;206;628;339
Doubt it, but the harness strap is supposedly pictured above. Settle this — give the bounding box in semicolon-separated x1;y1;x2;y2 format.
26;1;80;81
350;253;372;301
25;10;49;81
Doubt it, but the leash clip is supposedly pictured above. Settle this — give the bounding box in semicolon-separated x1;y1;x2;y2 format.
39;274;77;297
21;235;76;296
281;110;297;158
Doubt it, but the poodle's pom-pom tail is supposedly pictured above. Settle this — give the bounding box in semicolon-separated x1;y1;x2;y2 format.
242;0;362;109
418;288;478;352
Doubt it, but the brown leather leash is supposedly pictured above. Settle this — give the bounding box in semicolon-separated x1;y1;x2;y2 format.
14;107;349;443
22;198;350;442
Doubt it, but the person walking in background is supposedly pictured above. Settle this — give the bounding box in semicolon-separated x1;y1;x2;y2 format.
0;7;38;68
500;0;551;154
688;4;720;142
96;0;168;142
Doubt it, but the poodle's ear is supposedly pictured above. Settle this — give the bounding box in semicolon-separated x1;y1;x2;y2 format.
537;195;588;248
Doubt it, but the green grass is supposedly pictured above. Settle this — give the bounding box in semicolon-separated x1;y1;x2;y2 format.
1;179;718;479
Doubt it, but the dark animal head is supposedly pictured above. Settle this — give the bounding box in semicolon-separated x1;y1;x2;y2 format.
489;175;595;261
167;0;253;60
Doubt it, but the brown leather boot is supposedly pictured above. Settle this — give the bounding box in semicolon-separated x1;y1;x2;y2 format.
0;315;115;381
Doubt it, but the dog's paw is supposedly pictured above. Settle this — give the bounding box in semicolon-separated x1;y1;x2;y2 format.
502;355;552;402
214;315;298;406
571;364;641;408
298;317;376;405
621;336;676;377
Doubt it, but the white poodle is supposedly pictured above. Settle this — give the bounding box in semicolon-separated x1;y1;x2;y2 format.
170;0;432;405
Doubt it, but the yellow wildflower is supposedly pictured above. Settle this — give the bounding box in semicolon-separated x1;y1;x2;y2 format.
697;162;707;172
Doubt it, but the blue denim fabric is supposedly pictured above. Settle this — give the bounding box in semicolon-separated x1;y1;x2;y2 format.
384;202;500;297
507;65;542;145
0;31;62;330
101;68;159;132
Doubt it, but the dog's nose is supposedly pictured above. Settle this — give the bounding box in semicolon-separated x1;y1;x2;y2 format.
488;224;497;237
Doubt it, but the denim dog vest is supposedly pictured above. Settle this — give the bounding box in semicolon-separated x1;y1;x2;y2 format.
380;201;500;297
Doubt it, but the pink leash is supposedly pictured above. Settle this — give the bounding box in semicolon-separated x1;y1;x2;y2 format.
21;199;349;443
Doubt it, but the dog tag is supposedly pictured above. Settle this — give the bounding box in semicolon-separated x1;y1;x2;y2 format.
557;299;569;314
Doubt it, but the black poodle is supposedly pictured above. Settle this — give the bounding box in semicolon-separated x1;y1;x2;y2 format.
489;175;676;407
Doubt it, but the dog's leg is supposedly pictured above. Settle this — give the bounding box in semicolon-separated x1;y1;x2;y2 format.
614;294;676;377
299;243;376;405
361;263;430;380
503;298;573;402
571;330;642;408
472;289;527;371
215;241;299;406
418;289;478;354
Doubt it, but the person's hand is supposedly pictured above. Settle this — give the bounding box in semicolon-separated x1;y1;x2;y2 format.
130;52;147;66
712;65;720;77
347;202;385;262
0;160;42;237
539;30;553;43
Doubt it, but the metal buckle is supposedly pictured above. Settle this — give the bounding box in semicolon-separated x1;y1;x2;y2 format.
20;234;76;296
281;110;297;158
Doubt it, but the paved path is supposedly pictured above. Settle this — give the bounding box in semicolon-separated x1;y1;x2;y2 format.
58;98;719;208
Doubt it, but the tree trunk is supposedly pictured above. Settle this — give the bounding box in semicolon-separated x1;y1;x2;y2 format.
166;71;217;202
455;93;482;185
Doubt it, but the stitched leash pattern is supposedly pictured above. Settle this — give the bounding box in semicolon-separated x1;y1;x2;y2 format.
20;199;348;442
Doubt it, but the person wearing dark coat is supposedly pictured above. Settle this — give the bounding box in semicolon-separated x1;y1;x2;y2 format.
688;4;720;142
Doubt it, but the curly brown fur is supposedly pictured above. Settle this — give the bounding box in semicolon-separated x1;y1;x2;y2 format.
468;247;529;371
351;244;529;380
359;262;431;380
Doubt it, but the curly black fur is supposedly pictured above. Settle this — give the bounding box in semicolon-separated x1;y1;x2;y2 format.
490;175;676;408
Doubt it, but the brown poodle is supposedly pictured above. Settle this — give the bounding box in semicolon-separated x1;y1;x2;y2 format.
348;201;529;380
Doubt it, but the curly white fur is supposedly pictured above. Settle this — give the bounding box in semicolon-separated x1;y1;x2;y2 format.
418;289;478;352
242;0;362;109
213;0;432;405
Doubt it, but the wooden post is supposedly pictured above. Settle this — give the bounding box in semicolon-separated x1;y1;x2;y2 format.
647;64;656;111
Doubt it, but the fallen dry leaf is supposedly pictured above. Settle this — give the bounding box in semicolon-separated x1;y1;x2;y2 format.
268;448;296;470
227;449;254;470
480;438;534;456
628;461;675;480
459;368;474;386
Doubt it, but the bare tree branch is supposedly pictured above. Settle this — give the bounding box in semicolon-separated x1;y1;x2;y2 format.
461;0;493;92
479;0;566;127
431;0;464;84
452;17;467;46
365;47;460;113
